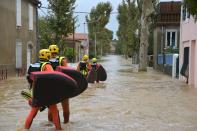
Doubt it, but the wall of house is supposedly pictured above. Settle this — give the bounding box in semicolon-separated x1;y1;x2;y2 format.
0;1;16;73
153;25;180;69
19;0;37;69
0;0;37;76
75;41;89;62
180;16;197;87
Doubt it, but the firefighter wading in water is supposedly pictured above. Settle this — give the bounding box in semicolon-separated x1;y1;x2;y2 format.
48;44;70;124
24;49;62;130
77;55;91;77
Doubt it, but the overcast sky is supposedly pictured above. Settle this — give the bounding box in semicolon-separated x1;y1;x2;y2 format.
39;0;182;39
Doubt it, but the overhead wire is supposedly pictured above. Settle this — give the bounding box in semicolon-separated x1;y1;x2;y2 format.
38;7;48;16
40;6;118;15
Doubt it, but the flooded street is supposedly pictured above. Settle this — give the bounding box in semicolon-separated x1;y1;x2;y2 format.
1;55;197;131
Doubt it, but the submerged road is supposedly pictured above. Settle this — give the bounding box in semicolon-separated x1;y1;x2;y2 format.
0;55;197;131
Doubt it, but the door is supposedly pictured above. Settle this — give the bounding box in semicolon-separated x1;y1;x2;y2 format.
180;47;189;80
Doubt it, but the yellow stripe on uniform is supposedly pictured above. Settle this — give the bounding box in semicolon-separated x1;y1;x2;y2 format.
59;56;65;65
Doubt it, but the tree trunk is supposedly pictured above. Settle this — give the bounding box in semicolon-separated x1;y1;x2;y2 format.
139;0;154;71
100;41;103;56
126;45;128;59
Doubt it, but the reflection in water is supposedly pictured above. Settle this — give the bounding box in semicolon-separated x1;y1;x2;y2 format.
0;55;197;130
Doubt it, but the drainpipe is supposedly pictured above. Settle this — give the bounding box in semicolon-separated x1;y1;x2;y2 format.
72;19;75;62
161;26;165;72
94;32;97;57
35;3;41;62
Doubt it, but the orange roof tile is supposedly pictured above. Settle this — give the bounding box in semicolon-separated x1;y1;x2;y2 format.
66;33;88;41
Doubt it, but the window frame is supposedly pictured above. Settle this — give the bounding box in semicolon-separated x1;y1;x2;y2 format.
165;29;178;48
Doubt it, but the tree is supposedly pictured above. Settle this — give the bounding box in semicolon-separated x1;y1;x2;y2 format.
184;0;197;19
98;28;113;55
115;40;123;54
48;0;76;51
138;0;154;71
117;0;156;69
117;1;129;58
86;2;113;57
117;0;139;59
39;17;52;49
63;47;75;62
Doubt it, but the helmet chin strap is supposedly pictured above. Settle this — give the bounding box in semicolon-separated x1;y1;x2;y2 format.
40;58;48;62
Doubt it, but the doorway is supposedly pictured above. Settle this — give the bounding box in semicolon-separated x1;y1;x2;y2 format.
27;43;33;70
180;47;189;82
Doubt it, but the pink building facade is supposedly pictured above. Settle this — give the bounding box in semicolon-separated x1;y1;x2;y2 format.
180;6;197;88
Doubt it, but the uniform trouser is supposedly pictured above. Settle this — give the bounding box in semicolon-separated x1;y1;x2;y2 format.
25;105;61;130
48;99;70;123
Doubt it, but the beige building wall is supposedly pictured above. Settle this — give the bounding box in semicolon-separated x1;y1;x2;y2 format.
0;0;38;75
180;16;197;88
0;1;16;72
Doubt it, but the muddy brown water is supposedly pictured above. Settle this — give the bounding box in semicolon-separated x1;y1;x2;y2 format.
0;55;197;131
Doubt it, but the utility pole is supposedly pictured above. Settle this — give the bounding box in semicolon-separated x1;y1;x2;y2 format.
36;3;41;62
86;17;100;57
162;26;166;72
72;18;75;62
84;22;86;34
100;41;102;56
94;32;97;57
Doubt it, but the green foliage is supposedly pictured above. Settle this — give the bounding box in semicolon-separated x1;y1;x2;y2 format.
86;2;112;36
184;0;197;19
39;17;52;49
117;0;139;58
48;0;76;43
165;47;179;54
115;40;123;54
63;47;75;62
98;28;113;54
86;2;113;56
39;0;76;53
88;51;95;59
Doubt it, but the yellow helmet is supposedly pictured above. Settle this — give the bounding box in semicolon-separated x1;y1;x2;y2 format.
92;58;97;63
82;55;89;61
49;44;59;54
39;49;51;60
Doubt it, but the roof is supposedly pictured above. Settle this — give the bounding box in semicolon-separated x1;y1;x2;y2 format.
156;1;181;26
157;1;181;14
66;33;88;41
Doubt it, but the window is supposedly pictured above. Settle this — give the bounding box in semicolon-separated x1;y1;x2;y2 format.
167;32;171;46
28;4;33;30
16;0;21;26
165;30;177;48
182;5;190;21
16;41;22;68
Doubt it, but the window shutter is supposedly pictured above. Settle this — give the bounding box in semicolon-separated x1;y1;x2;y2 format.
29;4;33;30
16;0;21;26
16;41;22;68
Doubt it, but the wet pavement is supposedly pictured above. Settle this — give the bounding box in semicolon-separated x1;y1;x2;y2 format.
0;55;197;131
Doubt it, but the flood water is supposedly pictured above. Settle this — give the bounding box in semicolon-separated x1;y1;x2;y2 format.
0;55;197;131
